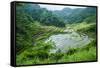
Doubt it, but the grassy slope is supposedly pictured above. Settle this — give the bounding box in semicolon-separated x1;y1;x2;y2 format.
59;40;96;63
59;22;97;62
16;23;65;65
16;22;97;65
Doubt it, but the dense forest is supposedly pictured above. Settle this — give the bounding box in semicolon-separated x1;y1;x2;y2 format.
16;3;97;65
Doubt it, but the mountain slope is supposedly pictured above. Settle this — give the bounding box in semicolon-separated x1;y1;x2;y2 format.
53;7;96;24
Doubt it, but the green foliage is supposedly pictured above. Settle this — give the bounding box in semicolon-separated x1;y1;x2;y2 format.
40;12;65;27
16;3;65;27
16;2;97;65
49;53;64;62
16;40;54;65
16;40;96;65
53;7;96;24
59;40;96;62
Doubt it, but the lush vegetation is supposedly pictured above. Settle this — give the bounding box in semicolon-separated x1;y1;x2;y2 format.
16;3;97;65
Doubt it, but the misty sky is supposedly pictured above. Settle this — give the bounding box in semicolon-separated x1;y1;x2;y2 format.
39;4;86;11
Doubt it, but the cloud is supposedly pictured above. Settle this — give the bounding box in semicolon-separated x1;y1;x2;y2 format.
39;4;86;11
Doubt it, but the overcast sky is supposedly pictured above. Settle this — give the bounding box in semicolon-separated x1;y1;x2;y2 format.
39;4;86;11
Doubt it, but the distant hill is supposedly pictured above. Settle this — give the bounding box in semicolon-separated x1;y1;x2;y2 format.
53;7;96;24
16;3;65;27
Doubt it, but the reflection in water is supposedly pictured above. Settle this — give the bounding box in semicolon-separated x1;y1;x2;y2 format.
45;31;91;53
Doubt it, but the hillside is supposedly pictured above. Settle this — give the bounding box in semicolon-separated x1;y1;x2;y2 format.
53;7;96;23
15;3;97;65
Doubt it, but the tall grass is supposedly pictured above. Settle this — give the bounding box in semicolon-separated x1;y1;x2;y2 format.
59;40;96;62
16;22;97;65
16;39;96;65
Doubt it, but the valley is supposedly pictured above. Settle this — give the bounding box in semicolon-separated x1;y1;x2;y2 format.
16;3;97;65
